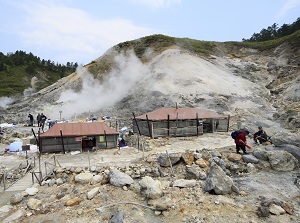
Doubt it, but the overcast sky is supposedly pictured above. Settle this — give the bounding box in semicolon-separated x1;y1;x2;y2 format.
0;0;299;65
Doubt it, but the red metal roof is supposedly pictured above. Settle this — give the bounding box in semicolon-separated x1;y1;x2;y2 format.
40;122;118;138
135;107;227;121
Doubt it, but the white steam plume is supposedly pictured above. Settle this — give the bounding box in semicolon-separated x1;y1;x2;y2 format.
52;50;149;119
0;97;14;109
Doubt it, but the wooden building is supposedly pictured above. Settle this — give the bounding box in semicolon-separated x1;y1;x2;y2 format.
133;107;229;138
39;122;119;153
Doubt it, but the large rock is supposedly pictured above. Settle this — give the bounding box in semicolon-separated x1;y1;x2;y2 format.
267;150;298;171
242;154;260;164
181;150;194;165
109;168;133;187
271;132;300;147
75;172;93;184
204;162;234;195
253;149;269;161
91;174;104;185
209;157;226;171
10;193;23;205
157;152;182;167
27;198;42;210
274;144;300;163
186;164;206;180
139;176;162;199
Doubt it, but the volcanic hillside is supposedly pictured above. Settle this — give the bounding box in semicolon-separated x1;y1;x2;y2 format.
2;34;300;136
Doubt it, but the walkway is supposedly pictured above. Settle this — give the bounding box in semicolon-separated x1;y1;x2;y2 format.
4;173;33;192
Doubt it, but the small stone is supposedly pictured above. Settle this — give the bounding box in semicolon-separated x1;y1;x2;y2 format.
25;187;39;196
65;197;81;206
162;211;169;217
239;191;248;196
269;204;286;215
281;202;293;215
154;211;161;216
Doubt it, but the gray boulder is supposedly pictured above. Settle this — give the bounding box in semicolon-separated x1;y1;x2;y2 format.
242;154;260;164
267;150;298;171
271;132;300;147
139;176;162;199
209;157;226;171
157;152;182;167
10;193;23;205
109;168;133;187
204;162;234;195
186;164;207;180
75;172;93;184
274;144;300;163
253;149;269;161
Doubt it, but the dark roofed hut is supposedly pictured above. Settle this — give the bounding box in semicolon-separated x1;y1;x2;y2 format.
39;122;119;153
132;107;229;138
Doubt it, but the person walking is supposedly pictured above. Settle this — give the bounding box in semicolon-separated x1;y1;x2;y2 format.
36;113;41;127
40;113;47;132
235;128;250;155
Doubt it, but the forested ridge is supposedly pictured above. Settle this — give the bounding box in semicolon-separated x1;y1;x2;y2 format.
0;50;78;97
243;17;300;42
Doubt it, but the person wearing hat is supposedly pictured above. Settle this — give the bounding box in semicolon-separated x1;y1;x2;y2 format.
235;128;250;154
253;126;268;144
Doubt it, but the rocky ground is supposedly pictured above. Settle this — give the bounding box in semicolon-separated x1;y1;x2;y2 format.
0;130;299;223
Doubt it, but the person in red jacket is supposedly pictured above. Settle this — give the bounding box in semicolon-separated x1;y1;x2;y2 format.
235;129;250;154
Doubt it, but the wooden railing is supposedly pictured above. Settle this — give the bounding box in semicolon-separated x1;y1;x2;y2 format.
31;155;61;185
0;156;36;191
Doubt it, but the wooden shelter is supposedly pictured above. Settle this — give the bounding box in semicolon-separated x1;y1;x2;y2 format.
133;107;229;138
39;122;119;153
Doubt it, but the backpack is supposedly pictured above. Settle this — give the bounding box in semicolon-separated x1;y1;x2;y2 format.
231;130;239;139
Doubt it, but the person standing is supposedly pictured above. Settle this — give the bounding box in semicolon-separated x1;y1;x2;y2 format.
37;113;41;127
235;129;249;155
40;113;47;132
28;114;34;126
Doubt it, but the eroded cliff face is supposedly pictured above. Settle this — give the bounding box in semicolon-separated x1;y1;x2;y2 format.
3;41;299;134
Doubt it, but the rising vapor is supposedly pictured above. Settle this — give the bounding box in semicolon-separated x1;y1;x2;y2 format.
50;50;150;119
